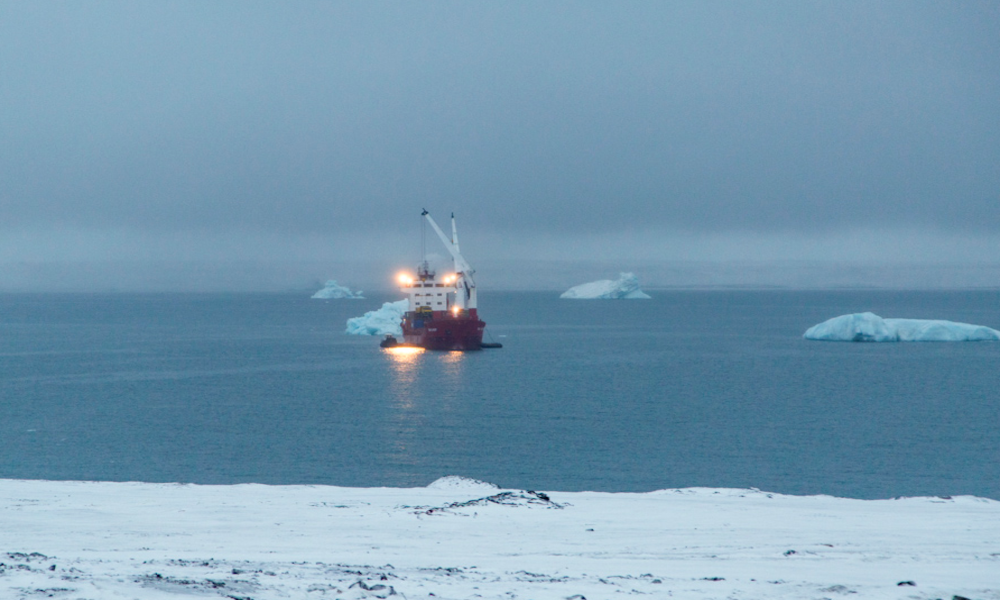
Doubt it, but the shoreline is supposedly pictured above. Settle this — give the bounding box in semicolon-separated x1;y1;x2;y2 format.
2;476;997;599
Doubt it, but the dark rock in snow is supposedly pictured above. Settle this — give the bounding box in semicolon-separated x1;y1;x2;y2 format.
822;584;854;594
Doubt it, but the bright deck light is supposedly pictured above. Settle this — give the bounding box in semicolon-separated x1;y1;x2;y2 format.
397;273;414;286
384;346;424;356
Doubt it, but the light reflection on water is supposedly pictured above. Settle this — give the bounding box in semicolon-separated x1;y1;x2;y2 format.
383;346;423;407
383;347;423;469
440;350;464;379
384;348;469;396
383;348;469;474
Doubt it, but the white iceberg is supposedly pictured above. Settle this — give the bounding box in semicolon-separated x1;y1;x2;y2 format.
311;280;364;299
805;312;1000;342
345;299;408;336
560;272;651;299
2;477;998;599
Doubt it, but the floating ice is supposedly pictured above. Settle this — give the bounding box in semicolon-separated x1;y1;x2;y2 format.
560;272;651;299
311;280;364;299
804;312;1000;342
345;300;408;336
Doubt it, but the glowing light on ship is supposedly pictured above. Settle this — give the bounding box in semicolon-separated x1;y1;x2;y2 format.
384;345;424;356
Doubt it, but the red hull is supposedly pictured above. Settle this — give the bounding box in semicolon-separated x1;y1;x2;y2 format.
401;308;486;351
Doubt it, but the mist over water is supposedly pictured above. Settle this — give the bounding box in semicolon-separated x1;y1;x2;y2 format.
2;258;999;294
2;3;999;284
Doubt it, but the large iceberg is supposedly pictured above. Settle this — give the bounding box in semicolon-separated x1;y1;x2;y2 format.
560;272;651;299
311;280;364;299
804;312;1000;342
345;299;408;336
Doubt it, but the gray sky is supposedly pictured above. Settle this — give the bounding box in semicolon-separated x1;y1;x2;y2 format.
1;2;999;289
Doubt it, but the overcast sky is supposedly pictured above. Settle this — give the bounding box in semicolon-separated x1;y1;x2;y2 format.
1;2;999;288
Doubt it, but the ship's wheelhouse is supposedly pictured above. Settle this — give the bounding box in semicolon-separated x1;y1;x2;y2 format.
399;262;463;314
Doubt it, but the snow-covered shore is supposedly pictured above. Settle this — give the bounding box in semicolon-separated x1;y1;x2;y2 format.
1;477;997;599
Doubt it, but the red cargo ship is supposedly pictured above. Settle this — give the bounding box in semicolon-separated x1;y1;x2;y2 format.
381;210;499;352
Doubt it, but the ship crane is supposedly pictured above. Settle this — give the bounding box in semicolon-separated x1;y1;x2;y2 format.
422;209;476;310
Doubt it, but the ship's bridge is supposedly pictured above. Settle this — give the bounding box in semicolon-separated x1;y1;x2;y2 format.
398;267;461;313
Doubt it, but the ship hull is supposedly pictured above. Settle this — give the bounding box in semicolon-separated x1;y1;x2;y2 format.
401;309;485;351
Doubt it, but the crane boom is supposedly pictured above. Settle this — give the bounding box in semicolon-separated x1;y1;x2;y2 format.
422;209;473;279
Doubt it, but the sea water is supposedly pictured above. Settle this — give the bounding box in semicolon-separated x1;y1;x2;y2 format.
1;290;998;499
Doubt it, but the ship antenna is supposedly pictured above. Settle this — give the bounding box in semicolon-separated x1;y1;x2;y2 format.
420;210;427;262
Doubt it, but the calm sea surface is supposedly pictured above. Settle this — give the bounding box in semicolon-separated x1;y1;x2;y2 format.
1;290;998;499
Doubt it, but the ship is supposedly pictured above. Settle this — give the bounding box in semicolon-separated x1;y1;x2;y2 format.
380;210;500;351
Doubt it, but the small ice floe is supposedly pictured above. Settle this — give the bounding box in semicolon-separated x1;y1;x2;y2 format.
560;272;651;299
311;280;364;299
804;312;1000;342
345;300;408;336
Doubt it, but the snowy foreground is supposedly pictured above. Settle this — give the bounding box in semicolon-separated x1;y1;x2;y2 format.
805;312;1000;342
2;477;998;600
345;300;407;336
561;273;651;299
312;280;364;299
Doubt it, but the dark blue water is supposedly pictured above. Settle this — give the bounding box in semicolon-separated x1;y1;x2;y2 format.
1;291;998;499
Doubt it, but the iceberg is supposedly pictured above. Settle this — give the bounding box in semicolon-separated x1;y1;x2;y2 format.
804;312;1000;342
311;280;364;299
345;299;408;336
560;272;651;299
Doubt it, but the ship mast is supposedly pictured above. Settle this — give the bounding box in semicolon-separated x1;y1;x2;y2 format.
421;209;476;309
